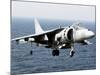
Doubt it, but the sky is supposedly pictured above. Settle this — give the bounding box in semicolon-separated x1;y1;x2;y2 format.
12;1;95;22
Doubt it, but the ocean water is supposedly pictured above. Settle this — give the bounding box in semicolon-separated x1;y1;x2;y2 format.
11;18;96;75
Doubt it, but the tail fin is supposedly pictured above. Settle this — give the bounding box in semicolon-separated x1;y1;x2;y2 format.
34;18;44;34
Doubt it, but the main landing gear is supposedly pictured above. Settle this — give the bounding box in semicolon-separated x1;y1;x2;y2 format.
52;49;59;56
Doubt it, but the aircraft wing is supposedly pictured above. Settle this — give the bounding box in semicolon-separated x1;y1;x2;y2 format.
12;27;64;42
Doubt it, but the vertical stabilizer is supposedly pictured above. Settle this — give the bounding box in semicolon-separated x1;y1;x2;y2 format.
34;18;44;34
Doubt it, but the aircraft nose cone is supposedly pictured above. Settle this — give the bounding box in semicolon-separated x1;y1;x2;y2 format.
88;31;95;38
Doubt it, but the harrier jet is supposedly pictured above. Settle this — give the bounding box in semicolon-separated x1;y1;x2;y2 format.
12;19;95;57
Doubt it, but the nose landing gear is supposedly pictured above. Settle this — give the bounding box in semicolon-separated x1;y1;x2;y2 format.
70;45;75;57
70;50;75;57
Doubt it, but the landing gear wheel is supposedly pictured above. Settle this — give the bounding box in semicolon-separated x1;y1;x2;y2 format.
70;51;75;57
52;50;59;56
30;50;33;55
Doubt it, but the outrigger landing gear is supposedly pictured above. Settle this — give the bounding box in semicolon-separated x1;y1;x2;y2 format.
52;50;59;56
30;50;33;55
